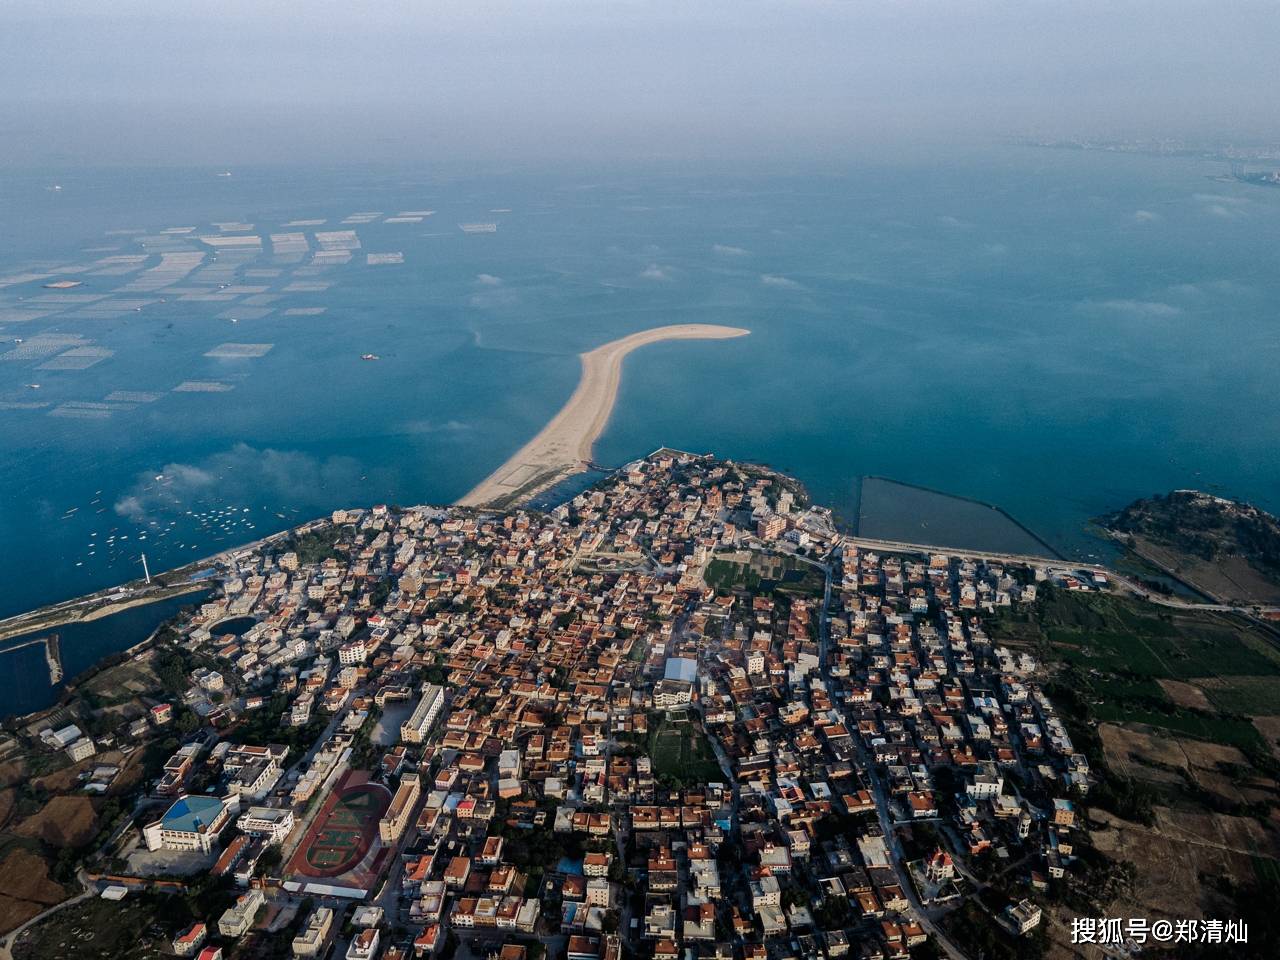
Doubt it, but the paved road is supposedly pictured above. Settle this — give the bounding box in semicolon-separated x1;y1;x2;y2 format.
275;706;352;867
834;533;1280;615
815;546;972;960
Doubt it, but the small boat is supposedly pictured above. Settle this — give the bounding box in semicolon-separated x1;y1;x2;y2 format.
26;383;40;389
361;353;380;361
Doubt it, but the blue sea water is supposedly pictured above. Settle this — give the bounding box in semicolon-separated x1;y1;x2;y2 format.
0;589;211;718
1;148;1278;640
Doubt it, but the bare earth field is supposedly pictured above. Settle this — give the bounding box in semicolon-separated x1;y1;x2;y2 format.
1157;678;1216;712
13;796;97;848
0;848;67;934
1099;723;1187;784
1099;722;1279;805
1130;535;1280;605
1254;716;1280;761
1090;808;1270;924
457;324;749;509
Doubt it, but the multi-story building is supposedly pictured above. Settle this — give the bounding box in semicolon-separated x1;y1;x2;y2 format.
144;795;230;853
379;772;420;843
400;684;444;743
292;906;333;958
1005;899;1042;934
586;878;611;908
757;513;787;541
338;638;368;666
192;668;224;692
1053;797;1076;827
223;744;286;799
346;928;380;960
236;806;295;844
218;889;265;938
172;923;207;956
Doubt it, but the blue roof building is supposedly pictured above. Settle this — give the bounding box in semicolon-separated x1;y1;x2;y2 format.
664;657;698;683
144;794;230;853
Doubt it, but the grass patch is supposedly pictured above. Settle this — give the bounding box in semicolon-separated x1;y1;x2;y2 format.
647;714;722;785
1036;589;1279;752
1254;856;1280;886
1199;676;1280;716
705;551;825;597
1041;593;1278;682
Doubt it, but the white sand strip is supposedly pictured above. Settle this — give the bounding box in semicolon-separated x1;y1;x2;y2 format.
456;323;749;508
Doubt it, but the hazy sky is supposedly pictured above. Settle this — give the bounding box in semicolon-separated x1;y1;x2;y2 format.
2;1;1276;166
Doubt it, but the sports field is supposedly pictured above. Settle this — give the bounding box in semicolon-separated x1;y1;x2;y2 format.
288;771;391;879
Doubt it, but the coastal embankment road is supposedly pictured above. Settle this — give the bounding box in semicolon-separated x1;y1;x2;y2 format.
456;323;749;509
839;534;1280;615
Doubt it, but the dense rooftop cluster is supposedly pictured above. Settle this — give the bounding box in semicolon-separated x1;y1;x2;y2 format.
57;452;1097;960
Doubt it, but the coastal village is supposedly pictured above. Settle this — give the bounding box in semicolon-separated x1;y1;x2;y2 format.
3;452;1105;960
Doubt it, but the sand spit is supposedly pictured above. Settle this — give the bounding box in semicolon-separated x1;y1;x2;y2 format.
456;323;749;509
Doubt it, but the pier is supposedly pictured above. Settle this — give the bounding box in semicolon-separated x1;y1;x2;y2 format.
0;632;63;685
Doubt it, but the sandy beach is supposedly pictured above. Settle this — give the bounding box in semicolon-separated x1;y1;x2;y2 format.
456;323;749;508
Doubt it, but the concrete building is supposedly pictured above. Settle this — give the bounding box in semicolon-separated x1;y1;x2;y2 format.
749;875;781;909
193;668;224;692
172;922;207;956
1053;798;1076;827
653;679;692;710
338;639;368;666
236;806;295;844
223;744;286;800
380;772;421;842
498;749;521;780
347;928;380;960
144;795;230;853
400;684;444;743
925;849;955;883
218;888;265;938
292;906;334;958
1005;899;1042;934
586;878;611;908
757;513;787;540
968;771;1004;800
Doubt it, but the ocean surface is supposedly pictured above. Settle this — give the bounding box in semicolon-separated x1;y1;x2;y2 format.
2;147;1279;645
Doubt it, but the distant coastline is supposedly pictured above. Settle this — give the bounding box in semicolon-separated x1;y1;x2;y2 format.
456;323;749;509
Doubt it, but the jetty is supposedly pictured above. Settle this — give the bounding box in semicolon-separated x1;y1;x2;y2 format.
0;632;63;685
